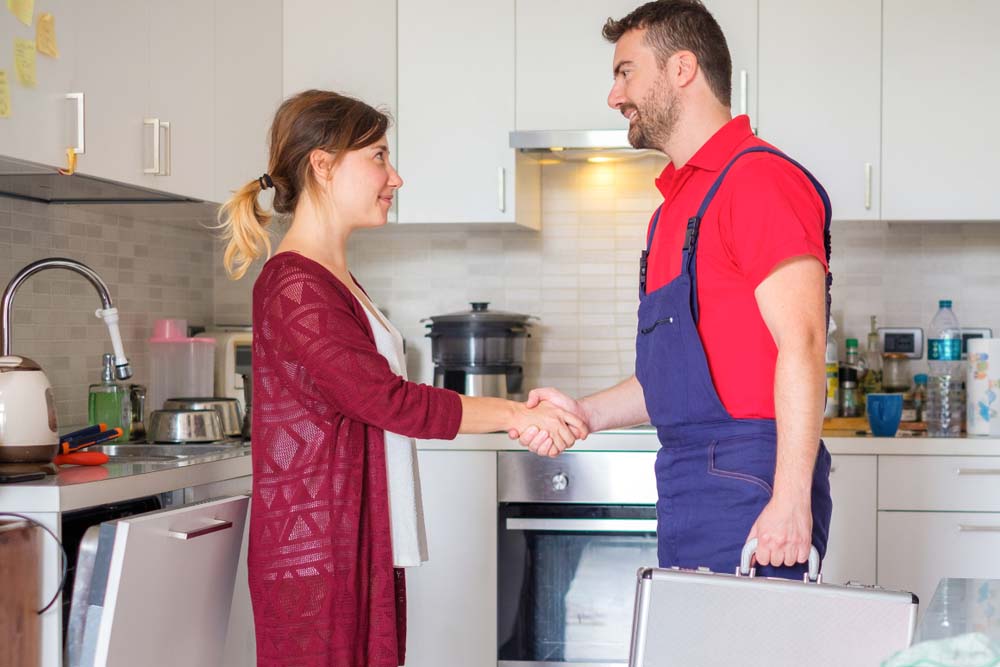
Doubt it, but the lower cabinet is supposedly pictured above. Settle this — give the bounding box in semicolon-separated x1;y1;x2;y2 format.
878;512;1000;610
405;450;497;667
822;455;877;585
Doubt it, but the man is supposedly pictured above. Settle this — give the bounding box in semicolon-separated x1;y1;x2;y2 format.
514;0;833;578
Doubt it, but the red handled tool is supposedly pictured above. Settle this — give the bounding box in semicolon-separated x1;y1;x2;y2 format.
60;427;123;455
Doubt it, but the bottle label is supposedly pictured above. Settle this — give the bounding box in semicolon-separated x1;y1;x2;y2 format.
928;338;962;361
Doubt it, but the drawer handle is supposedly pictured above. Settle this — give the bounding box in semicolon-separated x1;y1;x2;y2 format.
958;525;1000;533
956;468;1000;476
167;518;233;540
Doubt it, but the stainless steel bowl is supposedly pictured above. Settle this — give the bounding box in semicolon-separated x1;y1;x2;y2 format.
162;397;243;437
147;409;225;443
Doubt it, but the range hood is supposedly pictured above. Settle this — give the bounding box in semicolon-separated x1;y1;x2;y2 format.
509;129;658;162
0;155;198;204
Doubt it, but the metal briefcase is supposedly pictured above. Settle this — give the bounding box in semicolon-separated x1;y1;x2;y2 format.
628;539;918;667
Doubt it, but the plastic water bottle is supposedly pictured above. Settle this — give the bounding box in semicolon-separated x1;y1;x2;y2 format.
824;315;840;418
926;300;964;437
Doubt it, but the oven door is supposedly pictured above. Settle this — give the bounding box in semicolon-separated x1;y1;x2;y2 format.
498;502;658;666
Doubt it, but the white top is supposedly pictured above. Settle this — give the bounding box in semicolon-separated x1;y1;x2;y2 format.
356;296;429;567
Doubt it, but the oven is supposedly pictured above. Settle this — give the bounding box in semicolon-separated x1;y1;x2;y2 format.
497;450;659;666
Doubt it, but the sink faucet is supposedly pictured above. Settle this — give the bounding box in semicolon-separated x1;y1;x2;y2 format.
1;257;133;379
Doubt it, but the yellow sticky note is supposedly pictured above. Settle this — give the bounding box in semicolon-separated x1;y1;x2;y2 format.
14;38;36;87
7;0;33;26
36;12;58;58
0;71;10;118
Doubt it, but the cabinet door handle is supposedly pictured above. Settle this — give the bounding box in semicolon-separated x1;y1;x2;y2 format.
739;69;748;117
864;162;872;210
160;120;171;176
66;92;85;154
958;525;1000;533
956;468;1000;476
167;518;233;540
143;117;161;175
498;166;506;212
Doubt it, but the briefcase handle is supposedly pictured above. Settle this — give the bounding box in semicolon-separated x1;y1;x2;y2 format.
738;538;822;584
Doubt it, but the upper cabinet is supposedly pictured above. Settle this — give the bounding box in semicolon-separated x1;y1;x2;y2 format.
397;0;538;226
882;0;1000;221
514;0;634;132
513;0;756;132
214;0;283;205
758;0;881;221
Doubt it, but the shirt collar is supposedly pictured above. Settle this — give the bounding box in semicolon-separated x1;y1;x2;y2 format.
653;115;753;199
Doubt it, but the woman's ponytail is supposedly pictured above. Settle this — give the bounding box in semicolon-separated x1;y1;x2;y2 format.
218;178;274;280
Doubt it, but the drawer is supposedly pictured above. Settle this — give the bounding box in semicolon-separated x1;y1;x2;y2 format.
879;456;1000;511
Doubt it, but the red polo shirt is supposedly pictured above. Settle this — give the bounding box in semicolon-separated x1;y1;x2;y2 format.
645;115;827;420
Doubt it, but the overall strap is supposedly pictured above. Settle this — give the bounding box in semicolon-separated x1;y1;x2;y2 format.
639;205;664;295
683;146;833;325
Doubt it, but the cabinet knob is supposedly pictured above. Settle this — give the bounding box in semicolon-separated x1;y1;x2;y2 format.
551;472;569;492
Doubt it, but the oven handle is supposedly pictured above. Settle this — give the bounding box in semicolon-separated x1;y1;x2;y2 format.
505;518;658;533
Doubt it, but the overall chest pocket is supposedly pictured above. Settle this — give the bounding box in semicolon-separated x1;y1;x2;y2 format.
640;315;676;335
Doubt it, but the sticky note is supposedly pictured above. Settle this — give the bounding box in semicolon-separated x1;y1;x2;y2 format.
7;0;33;26
0;71;10;118
36;12;57;58
14;38;36;87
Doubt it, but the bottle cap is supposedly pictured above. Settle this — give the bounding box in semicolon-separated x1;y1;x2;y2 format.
939;299;952;308
846;338;859;348
914;373;928;384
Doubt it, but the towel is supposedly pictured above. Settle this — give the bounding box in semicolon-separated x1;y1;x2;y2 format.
882;633;1000;667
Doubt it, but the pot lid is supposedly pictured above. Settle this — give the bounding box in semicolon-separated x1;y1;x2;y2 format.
424;302;533;325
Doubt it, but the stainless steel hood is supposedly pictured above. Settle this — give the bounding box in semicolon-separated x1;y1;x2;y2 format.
509;129;659;161
0;154;198;204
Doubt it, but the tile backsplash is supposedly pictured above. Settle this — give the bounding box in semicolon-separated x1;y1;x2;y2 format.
0;197;215;427
6;159;1000;429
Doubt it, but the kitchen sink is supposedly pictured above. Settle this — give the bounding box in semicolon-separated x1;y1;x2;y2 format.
89;442;247;461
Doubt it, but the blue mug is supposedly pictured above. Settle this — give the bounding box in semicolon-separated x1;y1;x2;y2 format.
866;393;904;437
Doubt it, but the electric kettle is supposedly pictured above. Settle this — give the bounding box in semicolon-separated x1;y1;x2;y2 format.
0;258;133;463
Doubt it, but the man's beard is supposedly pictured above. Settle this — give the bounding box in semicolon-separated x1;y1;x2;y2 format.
626;79;679;151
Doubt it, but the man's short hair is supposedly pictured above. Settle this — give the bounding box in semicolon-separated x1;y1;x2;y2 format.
603;0;733;108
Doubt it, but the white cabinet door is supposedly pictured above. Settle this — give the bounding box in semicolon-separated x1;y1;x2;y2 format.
69;0;150;187
515;0;635;131
758;0;881;221
821;455;877;585
282;0;397;219
214;0;283;205
404;450;497;667
0;0;78;168
397;0;517;223
878;511;1000;613
705;0;758;127
882;0;1000;220
146;0;216;201
92;495;249;667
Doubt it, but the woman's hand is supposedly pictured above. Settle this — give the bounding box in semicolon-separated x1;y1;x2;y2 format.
509;400;584;457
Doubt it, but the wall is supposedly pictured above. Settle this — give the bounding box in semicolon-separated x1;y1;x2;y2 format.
0;197;215;427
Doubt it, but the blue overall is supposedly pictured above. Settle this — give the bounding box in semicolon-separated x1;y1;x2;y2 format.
636;147;834;579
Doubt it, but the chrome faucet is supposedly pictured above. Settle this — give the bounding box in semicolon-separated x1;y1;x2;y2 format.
1;257;133;379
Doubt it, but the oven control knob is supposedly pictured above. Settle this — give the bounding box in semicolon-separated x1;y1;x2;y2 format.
551;472;569;492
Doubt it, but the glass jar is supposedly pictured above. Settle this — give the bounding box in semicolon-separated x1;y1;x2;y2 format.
882;353;910;393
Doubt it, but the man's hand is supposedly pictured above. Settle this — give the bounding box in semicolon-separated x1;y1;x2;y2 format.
746;493;813;569
507;388;591;455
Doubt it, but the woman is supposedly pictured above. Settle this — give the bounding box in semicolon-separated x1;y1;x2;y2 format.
218;90;582;667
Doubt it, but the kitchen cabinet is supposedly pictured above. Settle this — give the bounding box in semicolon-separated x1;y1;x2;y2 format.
881;0;1000;221
821;455;877;585
514;0;757;132
758;0;881;221
282;0;396;218
397;0;538;227
215;0;283;205
0;0;79;170
877;512;1000;613
405;450;497;667
145;0;216;202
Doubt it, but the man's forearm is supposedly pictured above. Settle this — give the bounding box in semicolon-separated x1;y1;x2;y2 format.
772;337;825;501
579;375;650;432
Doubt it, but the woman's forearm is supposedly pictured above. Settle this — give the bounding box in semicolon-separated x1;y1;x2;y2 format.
458;395;517;433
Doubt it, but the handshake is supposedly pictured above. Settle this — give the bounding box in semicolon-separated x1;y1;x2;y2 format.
506;388;590;458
